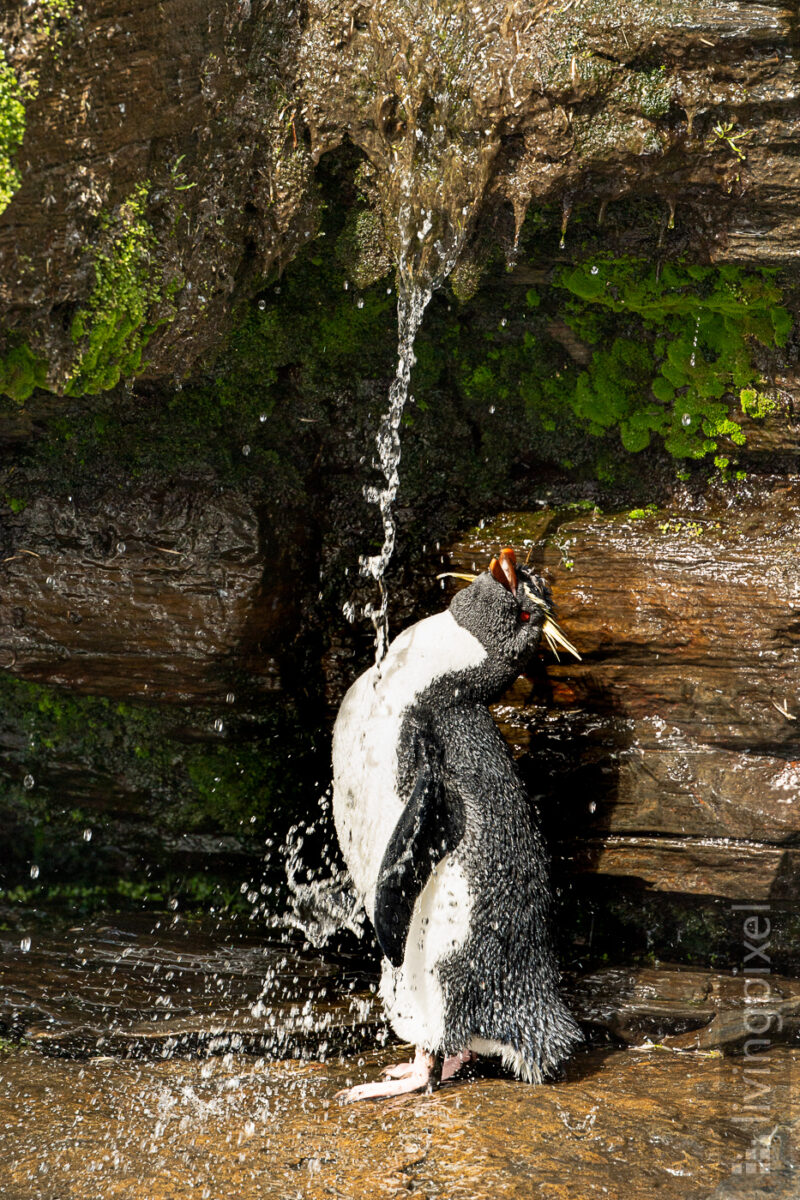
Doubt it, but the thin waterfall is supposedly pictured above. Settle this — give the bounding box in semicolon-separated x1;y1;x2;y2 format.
359;277;432;666
360;212;465;666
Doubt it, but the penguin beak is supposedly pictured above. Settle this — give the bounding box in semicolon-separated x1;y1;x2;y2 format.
489;546;518;595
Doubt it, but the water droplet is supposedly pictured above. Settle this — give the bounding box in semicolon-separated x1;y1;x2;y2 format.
20;936;31;953
589;800;597;813
258;300;266;310
213;717;224;733
225;692;235;704
83;828;92;842
242;444;251;456
500;318;507;327
45;576;54;587
590;265;599;275
116;541;126;553
682;413;692;427
356;297;364;309
23;774;34;790
30;864;39;879
488;405;496;415
259;413;267;423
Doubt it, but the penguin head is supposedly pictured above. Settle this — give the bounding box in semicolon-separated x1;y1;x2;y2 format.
447;547;580;670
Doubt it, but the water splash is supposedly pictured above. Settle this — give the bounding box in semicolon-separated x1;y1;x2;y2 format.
284;830;365;947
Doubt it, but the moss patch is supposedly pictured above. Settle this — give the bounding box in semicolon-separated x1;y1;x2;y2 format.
0;3;77;216
67;183;182;396
0;49;27;215
0;338;48;404
554;257;790;459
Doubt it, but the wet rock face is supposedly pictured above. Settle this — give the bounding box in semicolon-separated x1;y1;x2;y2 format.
0;482;283;700
446;473;800;946
2;0;799;388
0;0;318;389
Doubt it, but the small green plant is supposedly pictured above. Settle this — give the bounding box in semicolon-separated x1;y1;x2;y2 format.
552;257;791;461
708;121;749;162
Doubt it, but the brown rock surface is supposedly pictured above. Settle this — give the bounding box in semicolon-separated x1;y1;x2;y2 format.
4;918;797;1059
0;482;284;699
0;916;381;1059
447;475;800;903
1;1044;797;1199
1;0;318;386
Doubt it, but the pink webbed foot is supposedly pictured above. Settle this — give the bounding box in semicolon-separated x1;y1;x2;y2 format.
335;1047;475;1104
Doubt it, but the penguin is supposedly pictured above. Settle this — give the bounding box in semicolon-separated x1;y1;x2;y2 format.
332;547;582;1102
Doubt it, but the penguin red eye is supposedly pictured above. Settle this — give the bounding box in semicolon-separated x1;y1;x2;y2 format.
520;611;531;623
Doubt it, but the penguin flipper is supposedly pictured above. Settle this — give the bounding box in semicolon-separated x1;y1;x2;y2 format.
373;760;462;967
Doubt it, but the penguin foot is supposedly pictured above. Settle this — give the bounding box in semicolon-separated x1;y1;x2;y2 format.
336;1048;435;1103
441;1048;476;1081
335;1047;475;1104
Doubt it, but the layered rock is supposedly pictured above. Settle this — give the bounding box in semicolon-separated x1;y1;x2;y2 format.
0;482;283;700
446;472;800;914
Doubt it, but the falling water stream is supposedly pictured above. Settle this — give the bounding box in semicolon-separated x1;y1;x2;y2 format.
359;210;468;665
359;275;433;664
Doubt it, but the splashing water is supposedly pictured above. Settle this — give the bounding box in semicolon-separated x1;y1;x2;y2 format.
283;823;365;947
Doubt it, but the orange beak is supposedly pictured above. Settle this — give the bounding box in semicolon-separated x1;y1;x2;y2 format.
489;546;518;595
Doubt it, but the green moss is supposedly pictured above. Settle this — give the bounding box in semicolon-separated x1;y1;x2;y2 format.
615;66;673;119
1;875;248;919
0;4;76;216
0;338;48;403
739;387;779;420
573;109;664;159
0;50;26;215
67;183;180;395
35;0;76;41
335;205;392;289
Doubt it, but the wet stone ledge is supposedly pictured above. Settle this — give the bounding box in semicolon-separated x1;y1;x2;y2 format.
2;918;798;1061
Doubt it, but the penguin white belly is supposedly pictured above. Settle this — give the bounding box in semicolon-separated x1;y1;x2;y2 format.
379;854;472;1049
332;610;486;919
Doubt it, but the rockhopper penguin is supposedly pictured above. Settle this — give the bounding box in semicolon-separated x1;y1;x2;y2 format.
332;547;582;1102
